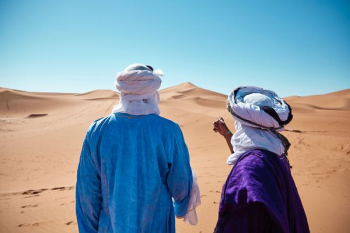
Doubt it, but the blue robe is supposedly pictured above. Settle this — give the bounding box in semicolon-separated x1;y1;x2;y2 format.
76;113;193;233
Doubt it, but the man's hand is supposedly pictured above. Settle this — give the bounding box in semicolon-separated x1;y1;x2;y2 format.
213;116;234;153
213;116;231;136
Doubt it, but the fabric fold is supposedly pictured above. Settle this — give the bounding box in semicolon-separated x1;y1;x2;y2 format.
183;169;201;225
112;63;164;116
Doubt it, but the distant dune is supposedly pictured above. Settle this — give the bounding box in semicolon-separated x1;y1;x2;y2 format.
286;89;350;111
74;89;119;100
0;84;349;233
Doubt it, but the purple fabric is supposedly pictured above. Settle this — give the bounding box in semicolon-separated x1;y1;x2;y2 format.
215;149;310;233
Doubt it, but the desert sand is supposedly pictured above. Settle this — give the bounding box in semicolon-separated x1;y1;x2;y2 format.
0;83;349;233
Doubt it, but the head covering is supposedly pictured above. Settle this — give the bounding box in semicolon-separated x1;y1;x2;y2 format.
226;86;293;166
112;63;164;115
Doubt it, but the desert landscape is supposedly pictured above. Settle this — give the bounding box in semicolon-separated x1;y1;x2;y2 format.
0;82;349;233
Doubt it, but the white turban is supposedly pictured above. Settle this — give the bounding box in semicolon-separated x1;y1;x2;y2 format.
227;86;292;131
226;86;293;166
112;64;164;115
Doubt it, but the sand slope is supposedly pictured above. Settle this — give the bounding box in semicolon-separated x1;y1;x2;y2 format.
0;85;349;233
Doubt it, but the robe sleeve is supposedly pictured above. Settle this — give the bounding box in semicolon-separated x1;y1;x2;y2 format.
167;124;193;217
76;126;102;233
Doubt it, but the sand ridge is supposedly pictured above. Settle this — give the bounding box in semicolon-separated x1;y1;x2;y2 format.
0;85;349;232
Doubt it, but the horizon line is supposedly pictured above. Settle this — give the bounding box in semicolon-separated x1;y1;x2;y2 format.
1;82;349;98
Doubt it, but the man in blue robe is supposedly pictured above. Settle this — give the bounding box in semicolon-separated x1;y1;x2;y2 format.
76;64;194;232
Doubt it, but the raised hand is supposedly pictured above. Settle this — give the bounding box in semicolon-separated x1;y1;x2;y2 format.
213;116;234;153
213;116;231;136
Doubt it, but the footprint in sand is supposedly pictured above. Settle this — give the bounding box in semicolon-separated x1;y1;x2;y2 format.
65;221;75;226
51;186;74;191
21;204;38;208
26;114;48;118
22;189;47;195
18;222;43;227
61;201;75;206
24;194;40;198
20;186;75;198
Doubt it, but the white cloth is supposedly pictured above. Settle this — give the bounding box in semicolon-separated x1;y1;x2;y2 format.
228;87;291;130
226;87;292;165
112;63;164;116
227;121;285;165
183;169;201;225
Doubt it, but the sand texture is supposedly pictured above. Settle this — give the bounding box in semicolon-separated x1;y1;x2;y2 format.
0;83;349;232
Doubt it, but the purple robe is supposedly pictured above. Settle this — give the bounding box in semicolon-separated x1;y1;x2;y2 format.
215;149;310;233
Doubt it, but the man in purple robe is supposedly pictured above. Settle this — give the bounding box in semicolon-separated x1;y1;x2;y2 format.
212;87;310;233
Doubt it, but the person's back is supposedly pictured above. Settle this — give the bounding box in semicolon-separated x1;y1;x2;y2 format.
76;64;198;233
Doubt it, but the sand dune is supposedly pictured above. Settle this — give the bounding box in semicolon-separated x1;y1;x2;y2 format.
75;90;119;100
0;84;349;233
161;82;226;100
286;89;350;111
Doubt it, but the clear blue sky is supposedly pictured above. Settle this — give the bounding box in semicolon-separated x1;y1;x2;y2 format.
0;0;349;97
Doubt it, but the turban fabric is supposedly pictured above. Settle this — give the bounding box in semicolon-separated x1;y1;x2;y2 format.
226;86;293;166
112;64;164;115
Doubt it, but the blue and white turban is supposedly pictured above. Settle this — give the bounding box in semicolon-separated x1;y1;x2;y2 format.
226;86;293;166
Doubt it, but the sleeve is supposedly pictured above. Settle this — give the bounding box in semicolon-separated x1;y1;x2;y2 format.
183;170;201;225
76;127;102;233
167;124;193;217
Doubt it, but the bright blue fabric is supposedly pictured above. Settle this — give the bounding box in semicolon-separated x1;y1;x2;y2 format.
76;113;193;233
